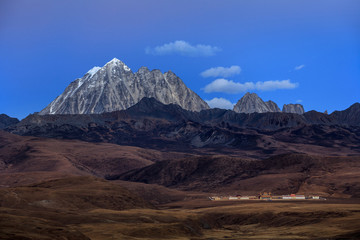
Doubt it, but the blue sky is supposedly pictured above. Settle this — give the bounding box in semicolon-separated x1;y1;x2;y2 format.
1;0;359;119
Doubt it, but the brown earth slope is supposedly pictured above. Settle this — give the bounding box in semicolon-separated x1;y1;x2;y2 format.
118;154;360;198
0;130;191;187
0;176;153;211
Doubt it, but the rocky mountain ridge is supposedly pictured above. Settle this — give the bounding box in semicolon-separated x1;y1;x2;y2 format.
0;114;19;129
6;98;360;154
39;58;209;115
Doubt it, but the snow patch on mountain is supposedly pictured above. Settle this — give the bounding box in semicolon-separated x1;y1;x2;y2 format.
87;66;101;76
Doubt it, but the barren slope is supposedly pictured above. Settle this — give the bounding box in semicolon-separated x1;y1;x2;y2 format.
0;130;187;186
117;154;360;198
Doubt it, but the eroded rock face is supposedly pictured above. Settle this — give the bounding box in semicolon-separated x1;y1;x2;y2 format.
233;93;281;113
39;58;209;115
282;104;305;114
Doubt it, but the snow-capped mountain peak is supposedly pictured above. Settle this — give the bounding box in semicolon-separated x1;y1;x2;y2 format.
105;58;131;71
39;58;209;115
107;57;122;64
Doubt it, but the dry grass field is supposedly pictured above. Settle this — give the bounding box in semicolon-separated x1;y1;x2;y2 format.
0;177;359;240
73;203;360;240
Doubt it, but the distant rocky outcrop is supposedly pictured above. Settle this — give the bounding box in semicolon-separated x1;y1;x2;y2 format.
233;93;306;115
233;93;281;113
282;104;305;114
0;114;19;129
39;58;209;115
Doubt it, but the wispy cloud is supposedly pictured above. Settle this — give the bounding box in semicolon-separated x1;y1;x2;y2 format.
294;64;305;70
296;99;303;103
203;79;298;94
145;40;221;57
201;66;241;78
255;80;299;91
206;97;235;109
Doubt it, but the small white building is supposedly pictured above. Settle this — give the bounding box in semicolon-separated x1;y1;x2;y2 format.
295;195;305;200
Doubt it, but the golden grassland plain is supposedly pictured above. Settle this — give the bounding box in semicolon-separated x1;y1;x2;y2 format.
1;199;360;240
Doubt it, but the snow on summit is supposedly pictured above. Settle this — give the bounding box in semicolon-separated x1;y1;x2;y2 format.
105;58;131;71
87;66;101;76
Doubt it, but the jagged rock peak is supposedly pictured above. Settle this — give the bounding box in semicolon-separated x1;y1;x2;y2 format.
265;100;281;112
282;104;305;114
39;58;209;115
137;66;150;74
233;92;280;113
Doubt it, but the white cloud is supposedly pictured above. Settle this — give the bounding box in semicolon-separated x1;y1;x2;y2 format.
255;80;299;91
296;99;303;103
203;79;298;94
201;65;241;78
206;97;235;109
294;64;305;70
145;40;221;57
203;79;253;94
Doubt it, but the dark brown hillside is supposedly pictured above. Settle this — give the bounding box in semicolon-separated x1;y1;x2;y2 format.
117;156;262;190
0;130;188;187
117;154;360;198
